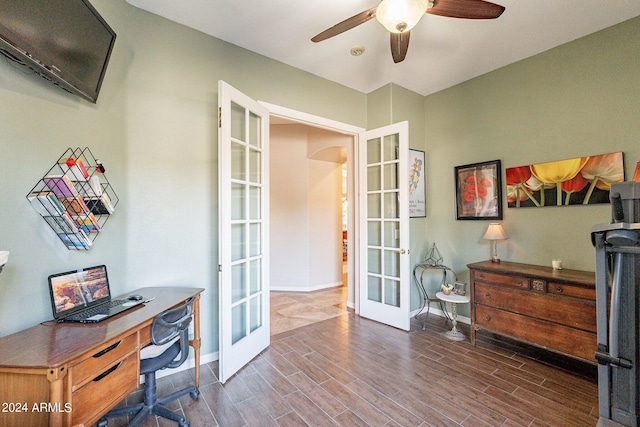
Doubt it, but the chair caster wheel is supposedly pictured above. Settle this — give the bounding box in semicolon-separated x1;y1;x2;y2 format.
179;421;190;427
190;388;200;399
97;420;108;427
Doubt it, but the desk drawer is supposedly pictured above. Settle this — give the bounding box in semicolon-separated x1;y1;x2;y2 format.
71;333;137;389
72;352;138;426
474;270;529;289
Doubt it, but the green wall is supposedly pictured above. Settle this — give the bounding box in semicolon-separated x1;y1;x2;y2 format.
420;17;640;316
0;0;367;347
0;0;637;345
366;83;428;310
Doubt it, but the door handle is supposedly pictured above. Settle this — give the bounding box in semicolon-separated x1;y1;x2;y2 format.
399;249;409;254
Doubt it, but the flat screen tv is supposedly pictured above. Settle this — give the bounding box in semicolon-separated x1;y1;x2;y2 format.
0;0;116;103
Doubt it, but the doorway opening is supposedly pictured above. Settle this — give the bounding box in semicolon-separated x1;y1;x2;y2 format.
264;107;361;336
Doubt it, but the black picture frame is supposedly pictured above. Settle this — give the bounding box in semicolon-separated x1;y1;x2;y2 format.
454;159;503;220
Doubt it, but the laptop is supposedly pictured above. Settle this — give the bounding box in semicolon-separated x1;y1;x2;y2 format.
48;265;143;323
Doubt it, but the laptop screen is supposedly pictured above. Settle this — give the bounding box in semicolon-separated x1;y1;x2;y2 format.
48;265;111;320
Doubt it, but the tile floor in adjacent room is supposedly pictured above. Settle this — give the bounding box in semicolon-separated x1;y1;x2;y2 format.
270;286;349;336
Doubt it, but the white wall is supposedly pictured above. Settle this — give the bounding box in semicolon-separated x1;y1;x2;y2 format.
308;157;343;290
270;125;310;289
270;124;348;292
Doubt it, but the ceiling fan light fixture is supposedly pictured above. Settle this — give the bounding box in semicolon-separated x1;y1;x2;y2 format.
376;0;428;33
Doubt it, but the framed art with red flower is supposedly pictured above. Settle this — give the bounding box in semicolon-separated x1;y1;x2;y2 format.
454;160;502;220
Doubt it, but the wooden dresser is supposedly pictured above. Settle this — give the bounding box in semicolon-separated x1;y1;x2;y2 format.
467;261;597;364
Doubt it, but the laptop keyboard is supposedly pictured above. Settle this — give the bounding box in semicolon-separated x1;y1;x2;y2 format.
67;299;126;321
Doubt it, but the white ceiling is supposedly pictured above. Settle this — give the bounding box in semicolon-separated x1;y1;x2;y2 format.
125;0;640;96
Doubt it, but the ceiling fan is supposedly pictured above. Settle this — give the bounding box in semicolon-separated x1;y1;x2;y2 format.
311;0;505;63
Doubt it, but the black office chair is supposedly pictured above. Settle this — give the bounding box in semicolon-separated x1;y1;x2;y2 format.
98;297;200;427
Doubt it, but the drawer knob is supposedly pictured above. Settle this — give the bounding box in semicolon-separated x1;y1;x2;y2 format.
555;286;563;293
516;280;523;286
485;292;491;299
484;315;491;321
479;273;485;279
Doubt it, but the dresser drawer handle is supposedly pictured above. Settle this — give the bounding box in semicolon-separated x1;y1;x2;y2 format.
479;273;485;279
92;361;123;382
484;315;491;321
485;292;491;299
555;286;563;293
516;280;523;287
93;340;122;358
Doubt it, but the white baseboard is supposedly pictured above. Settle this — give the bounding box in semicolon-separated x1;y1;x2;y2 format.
410;306;470;325
271;281;343;293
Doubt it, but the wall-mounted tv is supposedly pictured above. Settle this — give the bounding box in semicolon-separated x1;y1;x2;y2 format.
0;0;116;103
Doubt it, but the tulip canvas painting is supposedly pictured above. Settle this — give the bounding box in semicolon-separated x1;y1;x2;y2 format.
507;151;624;208
455;160;502;220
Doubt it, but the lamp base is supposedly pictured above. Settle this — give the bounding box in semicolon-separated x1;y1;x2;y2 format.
490;241;500;263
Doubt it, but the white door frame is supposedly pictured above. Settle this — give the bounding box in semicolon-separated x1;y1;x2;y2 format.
259;102;365;313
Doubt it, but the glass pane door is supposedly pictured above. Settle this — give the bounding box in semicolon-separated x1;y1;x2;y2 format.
218;81;270;383
359;122;410;331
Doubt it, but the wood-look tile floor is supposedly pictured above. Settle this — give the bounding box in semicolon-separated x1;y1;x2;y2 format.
101;310;599;427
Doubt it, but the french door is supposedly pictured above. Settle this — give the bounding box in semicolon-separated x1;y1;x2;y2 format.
358;122;411;331
218;81;270;383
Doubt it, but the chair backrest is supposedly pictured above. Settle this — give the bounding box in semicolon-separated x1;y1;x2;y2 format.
150;296;194;369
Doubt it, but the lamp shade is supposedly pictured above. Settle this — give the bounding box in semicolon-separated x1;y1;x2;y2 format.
376;0;428;33
483;223;508;241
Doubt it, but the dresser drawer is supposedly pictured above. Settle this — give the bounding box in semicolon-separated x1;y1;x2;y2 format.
547;281;596;300
475;282;596;332
475;305;597;362
72;352;138;426
473;270;529;289
71;333;138;390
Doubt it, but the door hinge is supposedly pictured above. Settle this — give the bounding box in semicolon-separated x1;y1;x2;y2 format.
218;107;222;128
218;264;222;272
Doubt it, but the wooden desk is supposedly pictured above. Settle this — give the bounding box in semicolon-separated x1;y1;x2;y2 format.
0;286;203;427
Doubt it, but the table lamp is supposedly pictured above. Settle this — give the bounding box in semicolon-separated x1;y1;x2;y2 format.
483;223;508;263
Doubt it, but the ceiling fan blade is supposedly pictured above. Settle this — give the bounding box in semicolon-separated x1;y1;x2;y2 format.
311;7;378;42
427;0;505;19
390;31;410;63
